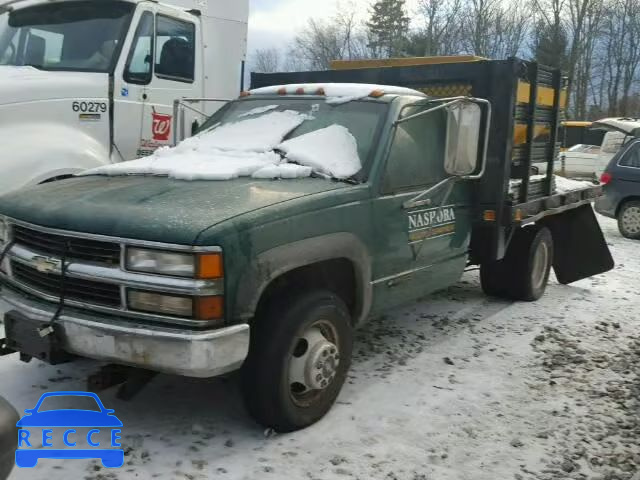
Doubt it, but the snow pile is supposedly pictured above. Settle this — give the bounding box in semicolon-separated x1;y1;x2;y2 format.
252;163;313;179
250;83;425;104
279;125;361;179
182;110;307;152
82;110;362;181
238;104;279;118
509;174;593;194
554;175;594;193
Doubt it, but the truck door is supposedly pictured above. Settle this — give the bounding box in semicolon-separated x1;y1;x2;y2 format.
139;10;203;155
112;8;155;161
370;107;473;312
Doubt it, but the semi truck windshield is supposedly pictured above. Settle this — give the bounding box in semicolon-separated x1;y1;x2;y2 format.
0;1;134;72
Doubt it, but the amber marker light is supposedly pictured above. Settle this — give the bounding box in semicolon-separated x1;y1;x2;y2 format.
196;253;224;279
195;296;224;321
483;210;497;222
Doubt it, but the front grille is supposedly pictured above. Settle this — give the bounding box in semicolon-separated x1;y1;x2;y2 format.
12;262;122;307
12;225;121;265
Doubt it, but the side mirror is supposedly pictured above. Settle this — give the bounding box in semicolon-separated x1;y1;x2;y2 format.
445;101;482;176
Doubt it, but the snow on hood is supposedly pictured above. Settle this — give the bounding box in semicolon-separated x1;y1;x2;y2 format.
0;66;108;107
250;83;426;105
82;110;362;181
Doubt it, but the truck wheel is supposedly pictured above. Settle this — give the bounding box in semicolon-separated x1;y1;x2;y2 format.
480;261;507;297
242;290;353;432
617;201;640;239
507;226;554;301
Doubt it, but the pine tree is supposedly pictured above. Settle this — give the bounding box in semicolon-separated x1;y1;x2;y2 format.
366;0;410;58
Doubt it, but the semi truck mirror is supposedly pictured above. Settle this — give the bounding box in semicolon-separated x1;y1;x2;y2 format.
445;101;482;176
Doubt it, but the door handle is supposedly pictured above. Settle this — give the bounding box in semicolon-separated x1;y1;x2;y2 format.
142;93;148;100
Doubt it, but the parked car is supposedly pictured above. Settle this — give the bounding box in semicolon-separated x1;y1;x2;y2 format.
0;396;18;480
594;121;640;239
558;144;602;179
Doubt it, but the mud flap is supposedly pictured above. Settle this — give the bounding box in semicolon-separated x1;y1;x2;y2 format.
541;204;614;284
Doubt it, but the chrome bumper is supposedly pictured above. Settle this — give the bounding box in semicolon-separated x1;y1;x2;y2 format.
1;287;249;378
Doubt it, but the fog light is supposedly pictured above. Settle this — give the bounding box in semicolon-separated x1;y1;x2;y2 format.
128;290;193;318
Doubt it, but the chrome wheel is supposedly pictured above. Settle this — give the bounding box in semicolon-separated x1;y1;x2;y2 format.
288;320;340;407
620;206;640;236
531;241;550;291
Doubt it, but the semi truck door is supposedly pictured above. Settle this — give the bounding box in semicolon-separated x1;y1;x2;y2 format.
139;11;203;152
113;9;155;161
370;109;472;311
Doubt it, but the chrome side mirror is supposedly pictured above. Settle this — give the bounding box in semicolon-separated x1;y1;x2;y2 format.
445;101;482;176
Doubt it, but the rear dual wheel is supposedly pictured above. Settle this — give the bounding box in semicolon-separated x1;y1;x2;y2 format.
480;226;554;302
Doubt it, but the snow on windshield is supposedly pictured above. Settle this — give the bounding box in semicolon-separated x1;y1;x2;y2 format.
82;110;362;181
279;125;361;179
238;105;279;118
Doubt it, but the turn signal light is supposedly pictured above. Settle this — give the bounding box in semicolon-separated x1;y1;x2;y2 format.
369;89;385;98
195;296;224;321
196;253;224;279
483;210;497;222
600;172;612;185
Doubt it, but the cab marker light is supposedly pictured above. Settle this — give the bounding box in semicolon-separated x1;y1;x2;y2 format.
484;210;497;222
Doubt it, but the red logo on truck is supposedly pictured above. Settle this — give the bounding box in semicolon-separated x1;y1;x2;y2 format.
152;109;172;141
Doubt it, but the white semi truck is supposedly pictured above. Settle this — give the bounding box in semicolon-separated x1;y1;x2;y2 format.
0;0;248;194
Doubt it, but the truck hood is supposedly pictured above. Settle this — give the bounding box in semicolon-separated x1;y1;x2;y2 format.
0;175;348;244
0;66;107;106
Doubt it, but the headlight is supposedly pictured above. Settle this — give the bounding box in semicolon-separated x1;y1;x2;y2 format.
127;290;224;320
126;247;223;279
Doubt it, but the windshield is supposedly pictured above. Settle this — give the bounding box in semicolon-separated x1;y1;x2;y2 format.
81;97;389;182
0;1;134;72
200;98;388;174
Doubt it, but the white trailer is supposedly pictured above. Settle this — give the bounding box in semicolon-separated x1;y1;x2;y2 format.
0;0;248;194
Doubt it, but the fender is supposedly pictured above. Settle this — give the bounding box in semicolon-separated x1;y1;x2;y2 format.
234;232;373;327
0;123;111;195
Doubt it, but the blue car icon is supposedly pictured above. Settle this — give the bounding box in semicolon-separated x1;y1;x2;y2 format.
16;391;123;468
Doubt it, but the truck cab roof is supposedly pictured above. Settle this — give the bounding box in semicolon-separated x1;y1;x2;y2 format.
248;83;427;102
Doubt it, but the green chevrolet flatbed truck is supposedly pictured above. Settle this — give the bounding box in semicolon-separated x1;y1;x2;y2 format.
0;57;614;432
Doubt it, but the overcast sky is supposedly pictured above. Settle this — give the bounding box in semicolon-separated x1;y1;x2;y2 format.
247;0;420;55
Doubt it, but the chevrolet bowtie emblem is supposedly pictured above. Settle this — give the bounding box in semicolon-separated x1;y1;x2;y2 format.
32;256;61;274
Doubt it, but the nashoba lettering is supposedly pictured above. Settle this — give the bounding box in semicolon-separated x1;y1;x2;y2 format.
408;206;456;231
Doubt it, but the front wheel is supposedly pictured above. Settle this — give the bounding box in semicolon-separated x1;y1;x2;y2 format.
241;291;353;432
617;201;640;240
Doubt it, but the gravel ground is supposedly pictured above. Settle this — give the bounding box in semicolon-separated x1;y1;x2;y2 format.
1;215;638;480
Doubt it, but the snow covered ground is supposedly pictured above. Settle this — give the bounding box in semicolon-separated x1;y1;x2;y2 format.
1;215;638;480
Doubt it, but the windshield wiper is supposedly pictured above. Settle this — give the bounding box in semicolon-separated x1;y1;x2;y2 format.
310;171;359;185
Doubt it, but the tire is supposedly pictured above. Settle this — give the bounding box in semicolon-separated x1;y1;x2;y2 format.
617;201;640;240
241;290;353;432
506;226;554;301
480;260;507;297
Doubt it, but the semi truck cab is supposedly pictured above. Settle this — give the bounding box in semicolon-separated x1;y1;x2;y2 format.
0;0;248;194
